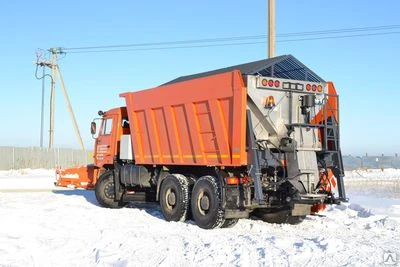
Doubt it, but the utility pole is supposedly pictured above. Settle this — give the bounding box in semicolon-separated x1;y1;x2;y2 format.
55;63;85;151
49;48;57;148
40;66;45;147
36;47;86;152
268;0;276;58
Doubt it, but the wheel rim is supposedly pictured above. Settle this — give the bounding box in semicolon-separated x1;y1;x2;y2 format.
197;191;210;216
104;181;115;199
165;188;177;210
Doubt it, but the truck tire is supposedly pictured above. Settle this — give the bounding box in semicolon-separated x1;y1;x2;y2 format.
95;170;125;209
191;176;224;229
252;209;306;225
286;215;306;225
184;175;197;221
159;174;189;222
220;218;239;228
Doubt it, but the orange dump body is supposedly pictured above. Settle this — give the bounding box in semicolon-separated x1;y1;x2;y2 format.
120;70;247;167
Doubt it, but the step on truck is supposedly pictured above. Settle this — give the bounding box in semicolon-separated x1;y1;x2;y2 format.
56;55;347;229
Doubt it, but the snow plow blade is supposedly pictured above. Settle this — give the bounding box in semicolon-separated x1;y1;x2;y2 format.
55;165;100;189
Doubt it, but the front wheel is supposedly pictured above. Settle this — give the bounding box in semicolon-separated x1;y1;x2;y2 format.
95;170;125;208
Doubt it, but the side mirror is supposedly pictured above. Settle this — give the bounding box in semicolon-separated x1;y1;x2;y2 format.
90;121;97;135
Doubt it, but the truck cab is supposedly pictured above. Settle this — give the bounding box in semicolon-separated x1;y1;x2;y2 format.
92;107;129;169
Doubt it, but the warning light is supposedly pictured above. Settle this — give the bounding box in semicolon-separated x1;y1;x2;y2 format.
226;177;239;185
268;80;274;87
265;96;276;109
317;85;323;92
312;85;317;91
274;80;280;87
306;84;311;91
262;79;268;86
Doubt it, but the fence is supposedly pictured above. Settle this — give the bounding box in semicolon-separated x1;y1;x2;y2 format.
1;146;399;171
343;155;400;170
0;146;93;170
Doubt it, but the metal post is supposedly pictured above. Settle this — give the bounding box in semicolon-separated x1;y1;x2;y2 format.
357;156;363;169
12;147;15;170
54;148;57;168
49;48;57;148
56;65;86;152
268;0;276;58
57;147;60;168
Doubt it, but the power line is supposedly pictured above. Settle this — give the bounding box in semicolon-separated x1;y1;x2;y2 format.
64;35;266;51
66;41;266;54
276;24;400;37
66;31;400;54
277;31;400;43
62;24;400;52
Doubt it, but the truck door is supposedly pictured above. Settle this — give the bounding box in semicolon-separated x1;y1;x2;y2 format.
95;115;117;166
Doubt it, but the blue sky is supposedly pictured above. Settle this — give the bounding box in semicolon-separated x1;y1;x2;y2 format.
0;0;399;155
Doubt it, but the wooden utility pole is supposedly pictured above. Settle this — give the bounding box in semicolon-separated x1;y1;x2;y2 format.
56;64;85;151
37;48;85;151
268;0;276;58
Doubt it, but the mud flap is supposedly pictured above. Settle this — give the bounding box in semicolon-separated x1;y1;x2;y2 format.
292;204;312;216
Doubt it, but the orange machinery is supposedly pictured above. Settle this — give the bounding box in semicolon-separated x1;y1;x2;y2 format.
56;55;346;229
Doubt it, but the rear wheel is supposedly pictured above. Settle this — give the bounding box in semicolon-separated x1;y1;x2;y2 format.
287;215;306;225
159;174;189;222
220;218;239;228
184;175;197;221
191;176;224;229
95;170;124;208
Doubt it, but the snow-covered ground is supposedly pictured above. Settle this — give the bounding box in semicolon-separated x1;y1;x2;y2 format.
345;168;400;181
0;169;55;191
345;169;400;220
0;169;399;266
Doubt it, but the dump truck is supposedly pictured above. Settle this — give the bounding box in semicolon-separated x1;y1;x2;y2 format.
56;55;346;229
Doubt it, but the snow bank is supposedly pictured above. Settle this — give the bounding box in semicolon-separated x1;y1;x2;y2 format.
345;168;400;180
344;169;400;198
0;169;399;266
0;169;55;190
0;191;398;266
0;168;54;178
344;169;400;221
